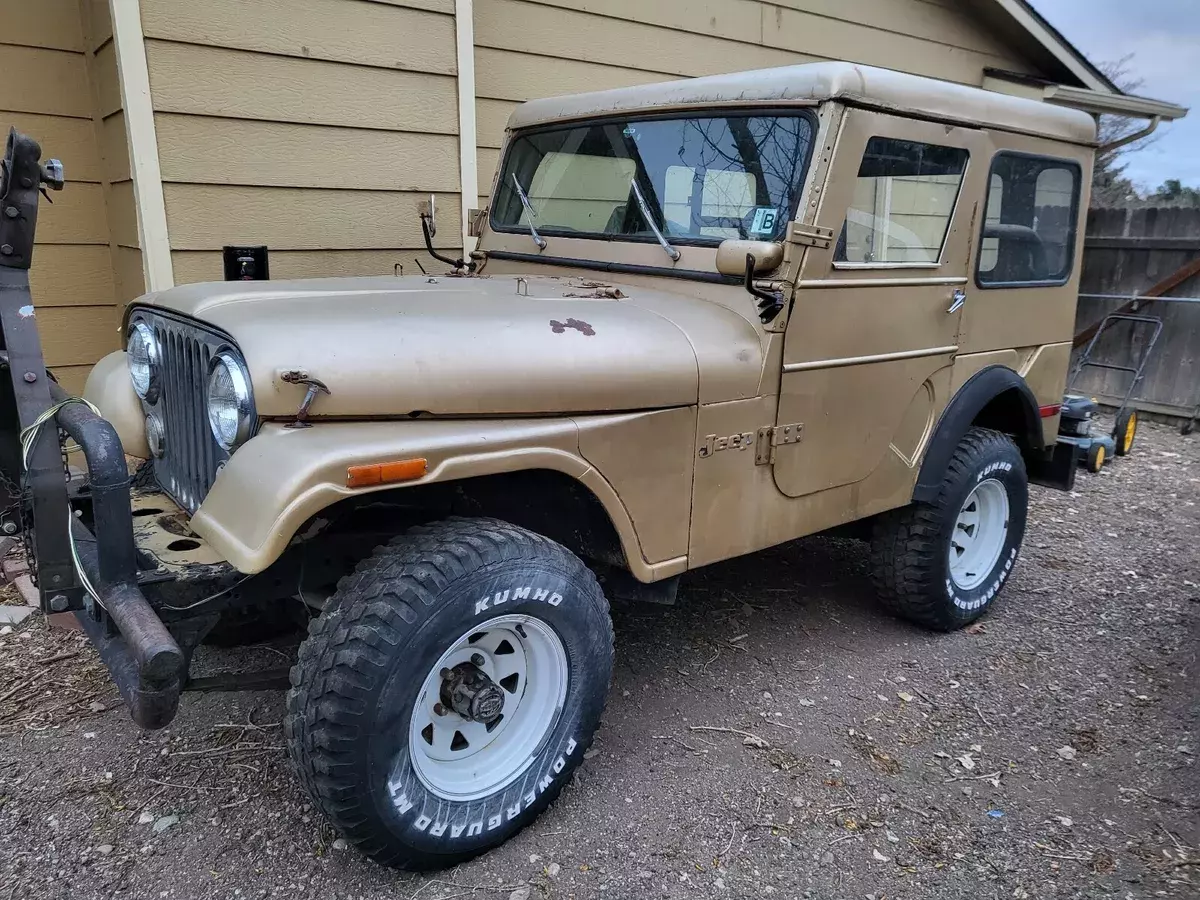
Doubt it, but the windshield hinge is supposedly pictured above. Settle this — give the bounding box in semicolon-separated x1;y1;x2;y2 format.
786;222;835;249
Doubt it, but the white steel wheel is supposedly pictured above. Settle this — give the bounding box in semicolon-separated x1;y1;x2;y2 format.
408;613;568;802
948;478;1010;591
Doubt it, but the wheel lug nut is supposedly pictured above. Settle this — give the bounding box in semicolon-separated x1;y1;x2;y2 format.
439;667;451;679
470;653;485;667
433;703;446;716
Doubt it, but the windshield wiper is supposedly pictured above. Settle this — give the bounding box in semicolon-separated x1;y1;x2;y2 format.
510;174;547;250
629;178;680;262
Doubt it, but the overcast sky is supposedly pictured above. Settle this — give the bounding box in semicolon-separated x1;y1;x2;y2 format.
1032;0;1198;190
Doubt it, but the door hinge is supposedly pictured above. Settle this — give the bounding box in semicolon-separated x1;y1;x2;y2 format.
755;423;804;465
786;222;835;249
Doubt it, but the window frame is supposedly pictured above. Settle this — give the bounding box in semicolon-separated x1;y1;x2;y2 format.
832;135;972;271
974;150;1083;290
488;106;820;249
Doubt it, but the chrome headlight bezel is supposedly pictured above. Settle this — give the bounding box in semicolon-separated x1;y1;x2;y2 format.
127;319;161;403
205;350;254;451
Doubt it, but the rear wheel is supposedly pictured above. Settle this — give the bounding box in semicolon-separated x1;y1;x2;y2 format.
870;427;1028;631
1113;408;1137;456
284;517;613;869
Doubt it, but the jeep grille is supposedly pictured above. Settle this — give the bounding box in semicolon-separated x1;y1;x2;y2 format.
130;309;245;514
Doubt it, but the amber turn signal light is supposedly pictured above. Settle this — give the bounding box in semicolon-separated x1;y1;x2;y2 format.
346;458;427;488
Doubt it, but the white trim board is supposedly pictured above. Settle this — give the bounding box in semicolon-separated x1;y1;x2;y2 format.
109;0;173;291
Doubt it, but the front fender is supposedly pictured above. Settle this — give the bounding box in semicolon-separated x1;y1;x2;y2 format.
83;350;149;459
188;418;671;582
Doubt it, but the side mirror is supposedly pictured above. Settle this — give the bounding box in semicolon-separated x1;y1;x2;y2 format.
716;239;783;277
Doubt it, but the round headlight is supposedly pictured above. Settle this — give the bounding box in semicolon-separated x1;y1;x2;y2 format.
145;413;166;459
127;320;160;402
206;351;253;451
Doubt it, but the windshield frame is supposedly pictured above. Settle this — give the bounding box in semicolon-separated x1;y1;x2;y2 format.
488;106;820;250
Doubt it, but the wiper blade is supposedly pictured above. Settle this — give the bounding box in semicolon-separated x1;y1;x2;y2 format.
510;174;547;250
629;178;680;262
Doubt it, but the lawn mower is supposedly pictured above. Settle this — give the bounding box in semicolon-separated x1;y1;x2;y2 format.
1058;313;1162;473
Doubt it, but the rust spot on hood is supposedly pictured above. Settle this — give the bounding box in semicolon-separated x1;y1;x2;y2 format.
549;318;596;336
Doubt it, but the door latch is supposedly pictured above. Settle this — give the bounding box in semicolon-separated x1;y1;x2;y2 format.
947;289;966;314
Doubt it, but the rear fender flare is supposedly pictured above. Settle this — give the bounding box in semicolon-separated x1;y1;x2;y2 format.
913;366;1044;503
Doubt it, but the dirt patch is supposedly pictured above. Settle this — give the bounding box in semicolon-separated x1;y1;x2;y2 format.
1;420;1196;899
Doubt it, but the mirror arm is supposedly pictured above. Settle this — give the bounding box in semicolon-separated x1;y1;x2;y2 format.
744;253;786;324
420;213;475;273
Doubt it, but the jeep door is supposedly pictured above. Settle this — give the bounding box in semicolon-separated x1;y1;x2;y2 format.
773;109;989;500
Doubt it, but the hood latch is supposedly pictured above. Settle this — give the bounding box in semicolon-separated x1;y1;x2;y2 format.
281;370;331;428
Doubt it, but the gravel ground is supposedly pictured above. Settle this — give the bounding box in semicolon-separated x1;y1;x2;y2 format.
1;419;1196;900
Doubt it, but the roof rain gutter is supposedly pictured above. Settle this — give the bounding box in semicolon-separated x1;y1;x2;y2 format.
1041;83;1189;122
1100;115;1161;154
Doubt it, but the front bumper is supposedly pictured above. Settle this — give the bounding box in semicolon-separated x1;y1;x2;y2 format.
50;382;187;728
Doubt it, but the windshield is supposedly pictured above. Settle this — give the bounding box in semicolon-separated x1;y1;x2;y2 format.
492;112;816;246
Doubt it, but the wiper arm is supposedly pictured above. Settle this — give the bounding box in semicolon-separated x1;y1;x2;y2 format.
510;174;547;250
629;178;680;262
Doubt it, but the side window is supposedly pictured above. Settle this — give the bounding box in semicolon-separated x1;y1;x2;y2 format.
835;137;969;265
977;153;1081;287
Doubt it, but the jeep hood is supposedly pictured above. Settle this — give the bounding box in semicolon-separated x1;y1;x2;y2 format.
135;275;765;417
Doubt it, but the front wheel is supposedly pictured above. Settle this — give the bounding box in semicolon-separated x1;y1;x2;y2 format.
284;517;613;869
870;427;1028;631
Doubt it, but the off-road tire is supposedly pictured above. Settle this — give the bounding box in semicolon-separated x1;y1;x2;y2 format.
869;427;1028;631
284;517;613;869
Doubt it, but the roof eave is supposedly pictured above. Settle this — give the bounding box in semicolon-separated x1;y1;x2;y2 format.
976;0;1117;93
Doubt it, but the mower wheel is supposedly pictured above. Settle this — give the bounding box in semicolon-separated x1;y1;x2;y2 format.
1086;442;1106;473
1113;409;1137;457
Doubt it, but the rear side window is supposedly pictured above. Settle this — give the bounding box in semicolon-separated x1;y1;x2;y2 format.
977;153;1081;287
835;137;969;265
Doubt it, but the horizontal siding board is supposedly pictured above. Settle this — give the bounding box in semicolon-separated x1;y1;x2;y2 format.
145;41;458;134
48;364;93;399
768;0;1030;59
353;0;455;12
0;0;84;51
162;184;463;250
140;0;457;76
173;248;444;283
114;247;146;305
477;99;518;148
93;41;122;118
28;245;116;307
0;45;92;118
101;112;130;183
515;0;1024;60
475;47;674;103
154;115;461;191
761;6;1014;85
477;148;501;200
83;0;113;52
107;181;140;248
475;0;801;81
34;182;109;244
38;305;121;367
0;111;102;182
505;0;763;45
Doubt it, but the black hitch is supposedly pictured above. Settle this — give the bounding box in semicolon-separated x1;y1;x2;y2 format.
0;129;184;729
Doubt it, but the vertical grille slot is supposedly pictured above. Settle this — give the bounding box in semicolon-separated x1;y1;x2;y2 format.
140;313;236;513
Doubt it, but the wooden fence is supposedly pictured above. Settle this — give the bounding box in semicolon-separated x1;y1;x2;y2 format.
1072;206;1200;418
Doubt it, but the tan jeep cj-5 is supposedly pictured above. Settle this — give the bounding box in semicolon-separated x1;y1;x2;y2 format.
71;62;1091;867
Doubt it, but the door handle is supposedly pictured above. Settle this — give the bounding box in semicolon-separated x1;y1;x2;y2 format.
947;289;966;314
